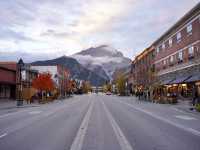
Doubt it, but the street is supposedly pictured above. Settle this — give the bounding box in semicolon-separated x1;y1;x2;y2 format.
0;94;200;150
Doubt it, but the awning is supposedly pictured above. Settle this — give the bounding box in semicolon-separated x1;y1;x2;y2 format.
185;74;200;83
170;76;192;84
161;79;175;85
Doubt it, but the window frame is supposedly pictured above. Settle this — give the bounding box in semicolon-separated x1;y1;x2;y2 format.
169;38;172;47
170;55;174;63
186;24;192;34
156;47;160;53
176;32;182;43
188;46;194;55
162;43;165;50
178;50;183;61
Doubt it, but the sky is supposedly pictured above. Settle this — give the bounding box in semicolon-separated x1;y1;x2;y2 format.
0;0;199;62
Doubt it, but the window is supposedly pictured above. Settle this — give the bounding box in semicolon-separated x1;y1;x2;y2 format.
187;24;192;34
177;32;181;43
188;46;194;55
169;38;172;47
178;51;183;60
170;55;174;63
162;43;165;49
156;47;160;53
163;59;166;65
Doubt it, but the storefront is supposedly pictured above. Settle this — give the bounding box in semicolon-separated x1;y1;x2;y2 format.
0;84;16;99
184;74;200;98
0;66;16;100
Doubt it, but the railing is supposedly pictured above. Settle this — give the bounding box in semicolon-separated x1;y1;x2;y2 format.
157;57;200;76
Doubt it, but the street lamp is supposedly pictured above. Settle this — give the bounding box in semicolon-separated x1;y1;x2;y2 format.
17;58;24;106
125;81;128;96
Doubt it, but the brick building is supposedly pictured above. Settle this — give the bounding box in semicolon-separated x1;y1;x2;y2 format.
130;3;200;102
153;3;200;99
131;46;155;93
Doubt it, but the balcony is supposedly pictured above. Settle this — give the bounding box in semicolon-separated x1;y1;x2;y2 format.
157;57;200;76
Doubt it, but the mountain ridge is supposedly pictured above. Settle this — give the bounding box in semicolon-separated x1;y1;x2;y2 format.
72;45;132;80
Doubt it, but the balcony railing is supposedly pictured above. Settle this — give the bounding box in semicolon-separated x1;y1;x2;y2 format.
157;57;200;76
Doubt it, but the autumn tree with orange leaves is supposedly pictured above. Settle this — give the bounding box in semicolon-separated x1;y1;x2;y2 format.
32;72;55;100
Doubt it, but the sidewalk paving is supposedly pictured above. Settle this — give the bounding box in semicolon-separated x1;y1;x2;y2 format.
0;99;40;110
128;95;200;115
172;99;200;115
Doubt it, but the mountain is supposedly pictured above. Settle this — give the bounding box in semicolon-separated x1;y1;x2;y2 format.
72;45;132;80
31;56;108;86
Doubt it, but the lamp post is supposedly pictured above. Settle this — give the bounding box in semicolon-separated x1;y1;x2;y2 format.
125;81;128;96
17;58;24;106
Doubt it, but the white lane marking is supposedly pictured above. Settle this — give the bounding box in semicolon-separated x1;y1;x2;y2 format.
117;100;200;137
172;108;185;113
0;133;7;139
0;109;31;119
28;111;42;115
70;100;94;150
175;115;197;120
101;100;133;150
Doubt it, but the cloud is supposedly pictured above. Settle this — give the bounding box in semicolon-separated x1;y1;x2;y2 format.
0;27;34;42
0;0;199;61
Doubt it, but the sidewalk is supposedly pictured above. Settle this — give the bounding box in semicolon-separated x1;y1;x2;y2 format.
0;99;39;110
171;99;200;115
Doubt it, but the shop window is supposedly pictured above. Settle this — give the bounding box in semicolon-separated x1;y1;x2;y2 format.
169;38;172;47
176;32;181;43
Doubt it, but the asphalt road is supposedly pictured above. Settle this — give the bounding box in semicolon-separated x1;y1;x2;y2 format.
0;94;200;150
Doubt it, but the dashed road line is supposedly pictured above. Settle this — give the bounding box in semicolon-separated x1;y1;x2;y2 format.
28;111;42;115
101;99;134;150
70;99;94;150
175;115;197;120
117;100;200;137
171;107;186;113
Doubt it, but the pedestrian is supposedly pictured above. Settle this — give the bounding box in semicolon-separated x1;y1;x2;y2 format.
144;90;147;100
137;91;140;100
192;89;198;106
148;90;150;101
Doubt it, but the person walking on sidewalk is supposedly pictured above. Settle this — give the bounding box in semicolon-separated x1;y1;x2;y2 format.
192;87;198;106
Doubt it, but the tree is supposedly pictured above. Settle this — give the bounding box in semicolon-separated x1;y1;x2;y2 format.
82;81;92;93
103;83;112;93
116;74;126;96
32;72;55;100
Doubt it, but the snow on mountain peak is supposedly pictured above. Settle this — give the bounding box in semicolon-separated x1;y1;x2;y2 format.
72;45;131;80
